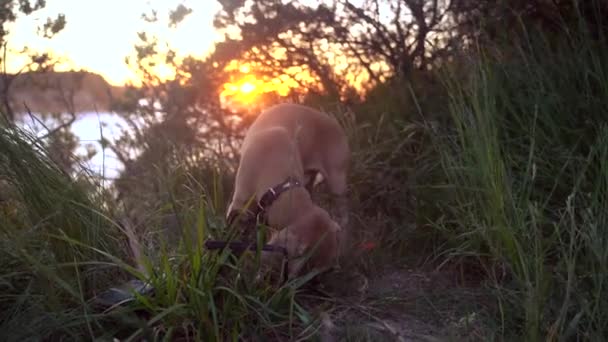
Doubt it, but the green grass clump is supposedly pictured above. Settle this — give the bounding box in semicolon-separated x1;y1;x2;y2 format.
0;123;319;340
0;123;128;338
435;10;608;340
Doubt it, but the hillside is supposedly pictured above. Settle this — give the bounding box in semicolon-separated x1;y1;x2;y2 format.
2;70;126;114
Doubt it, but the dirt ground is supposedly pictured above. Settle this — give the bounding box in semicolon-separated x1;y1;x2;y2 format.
310;265;494;341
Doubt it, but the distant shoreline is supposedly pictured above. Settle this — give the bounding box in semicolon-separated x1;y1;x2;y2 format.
2;70;127;115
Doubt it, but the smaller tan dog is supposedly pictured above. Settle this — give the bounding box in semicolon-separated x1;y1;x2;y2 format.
226;103;350;278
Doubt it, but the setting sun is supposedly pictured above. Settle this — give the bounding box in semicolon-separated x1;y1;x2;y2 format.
220;70;268;109
225;76;261;105
240;82;256;94
219;61;309;110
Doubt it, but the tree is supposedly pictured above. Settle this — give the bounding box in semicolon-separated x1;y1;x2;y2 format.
212;0;460;99
213;0;345;98
449;0;608;46
0;2;89;176
110;5;248;223
0;0;66;121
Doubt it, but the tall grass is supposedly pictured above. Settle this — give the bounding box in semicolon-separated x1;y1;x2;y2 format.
0;123;320;340
0;123;126;339
436;9;608;340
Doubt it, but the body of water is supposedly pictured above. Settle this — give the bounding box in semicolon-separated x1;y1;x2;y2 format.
18;112;127;180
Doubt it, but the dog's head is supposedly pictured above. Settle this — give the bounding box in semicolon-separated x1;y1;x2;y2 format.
261;206;341;279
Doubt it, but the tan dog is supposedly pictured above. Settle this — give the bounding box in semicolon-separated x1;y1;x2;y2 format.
226;103;350;278
228;103;350;224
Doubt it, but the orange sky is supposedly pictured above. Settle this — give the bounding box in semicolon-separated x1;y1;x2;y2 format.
4;0;306;105
4;0;373;106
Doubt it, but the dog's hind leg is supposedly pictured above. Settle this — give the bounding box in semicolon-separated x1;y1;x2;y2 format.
324;138;350;229
324;168;349;264
325;169;348;227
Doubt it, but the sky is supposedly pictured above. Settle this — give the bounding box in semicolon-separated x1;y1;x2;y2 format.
5;0;222;85
6;1;225;179
2;0;367;179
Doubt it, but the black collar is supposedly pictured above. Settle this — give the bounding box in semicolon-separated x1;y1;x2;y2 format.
226;176;303;229
256;176;302;214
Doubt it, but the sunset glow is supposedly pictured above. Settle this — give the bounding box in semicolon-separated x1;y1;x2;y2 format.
239;82;256;94
217;58;326;108
221;74;263;106
4;0;315;108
